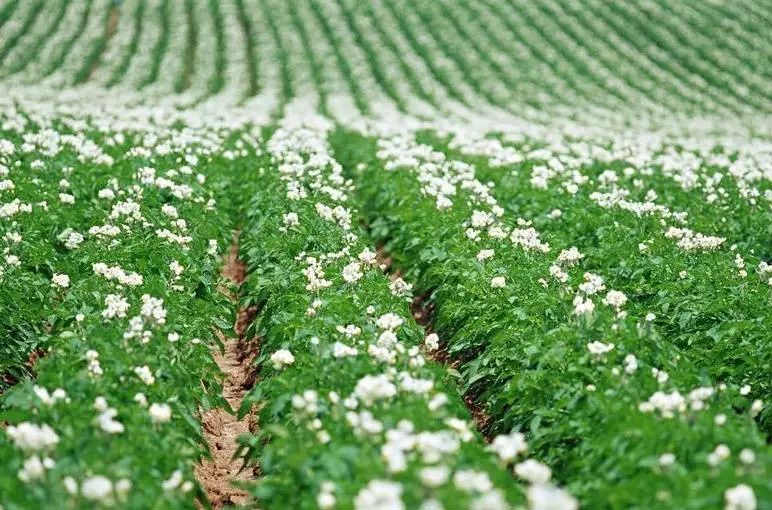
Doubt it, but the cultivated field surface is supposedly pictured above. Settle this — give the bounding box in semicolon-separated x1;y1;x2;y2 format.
0;1;770;509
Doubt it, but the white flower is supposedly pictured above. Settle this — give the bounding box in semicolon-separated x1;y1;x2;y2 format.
51;273;70;289
354;374;397;405
476;249;495;261
424;333;440;351
359;248;378;265
490;276;506;288
162;470;184;491
342;261;363;283
133;365;155;385
587;341;615;356
333;342;358;358
514;459;552;484
63;476;78;495
271;349;295;370
750;399;763;417
420;499;444;510
527;484;578;510
623;354;638;374
724;484;756;510
453;470;493;493
658;453;676;467
739;449;756;465
134;393;148;407
149;403;172;424
93;398;122;434
6;422;59;452
18;455;50;482
82;476;113;501
376;313;404;330
489;432;527;462
471;490;509;510
708;444;731;467
548;209;562;219
33;386;67;406
389;277;413;298
283;212;299;226
140;294;167;324
115;478;132;497
602;290;627;309
169;260;184;278
318;491;336;509
98;188;115;200
557;247;583;266
420;465;450;488
572;295;595;315
102;294;130;319
355;480;404;510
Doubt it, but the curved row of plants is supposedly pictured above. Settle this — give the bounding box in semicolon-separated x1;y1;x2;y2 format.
332;129;771;509
236;117;576;509
427;131;772;413
0;121;251;508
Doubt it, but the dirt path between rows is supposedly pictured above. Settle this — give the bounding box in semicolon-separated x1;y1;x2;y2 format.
195;237;260;509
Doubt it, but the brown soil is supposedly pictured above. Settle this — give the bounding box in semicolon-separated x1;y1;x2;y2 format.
1;348;46;390
86;5;120;81
106;6;120;39
195;237;260;509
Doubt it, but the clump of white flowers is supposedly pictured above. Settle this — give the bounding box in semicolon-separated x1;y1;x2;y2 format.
424;333;440;351
317;481;336;509
354;374;397;405
490;276;506;288
342;261;363;283
149;403;173;424
283;212;299;226
514;459;552;484
271;349;295;370
389;277;413;298
51;273;70;289
86;349;103;376
489;432;528;462
527;483;579;510
724;484;756;510
133;365;156;385
587;340;615;358
102;293;130;319
355;480;404;510
6;422;60;452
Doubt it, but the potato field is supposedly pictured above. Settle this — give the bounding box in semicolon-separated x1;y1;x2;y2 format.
0;1;770;509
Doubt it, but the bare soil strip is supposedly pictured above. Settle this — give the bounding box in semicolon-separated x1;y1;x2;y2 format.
86;5;120;81
195;238;260;509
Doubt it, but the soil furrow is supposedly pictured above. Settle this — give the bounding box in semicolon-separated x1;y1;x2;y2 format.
195;236;259;509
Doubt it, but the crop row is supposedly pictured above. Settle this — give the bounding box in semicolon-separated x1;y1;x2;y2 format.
331;129;770;509
235;111;578;509
0;119;254;508
1;1;769;123
428;132;772;409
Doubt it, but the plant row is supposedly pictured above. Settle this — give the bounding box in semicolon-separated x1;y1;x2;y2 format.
0;120;251;509
333;129;771;509
427;131;772;412
236;112;577;509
